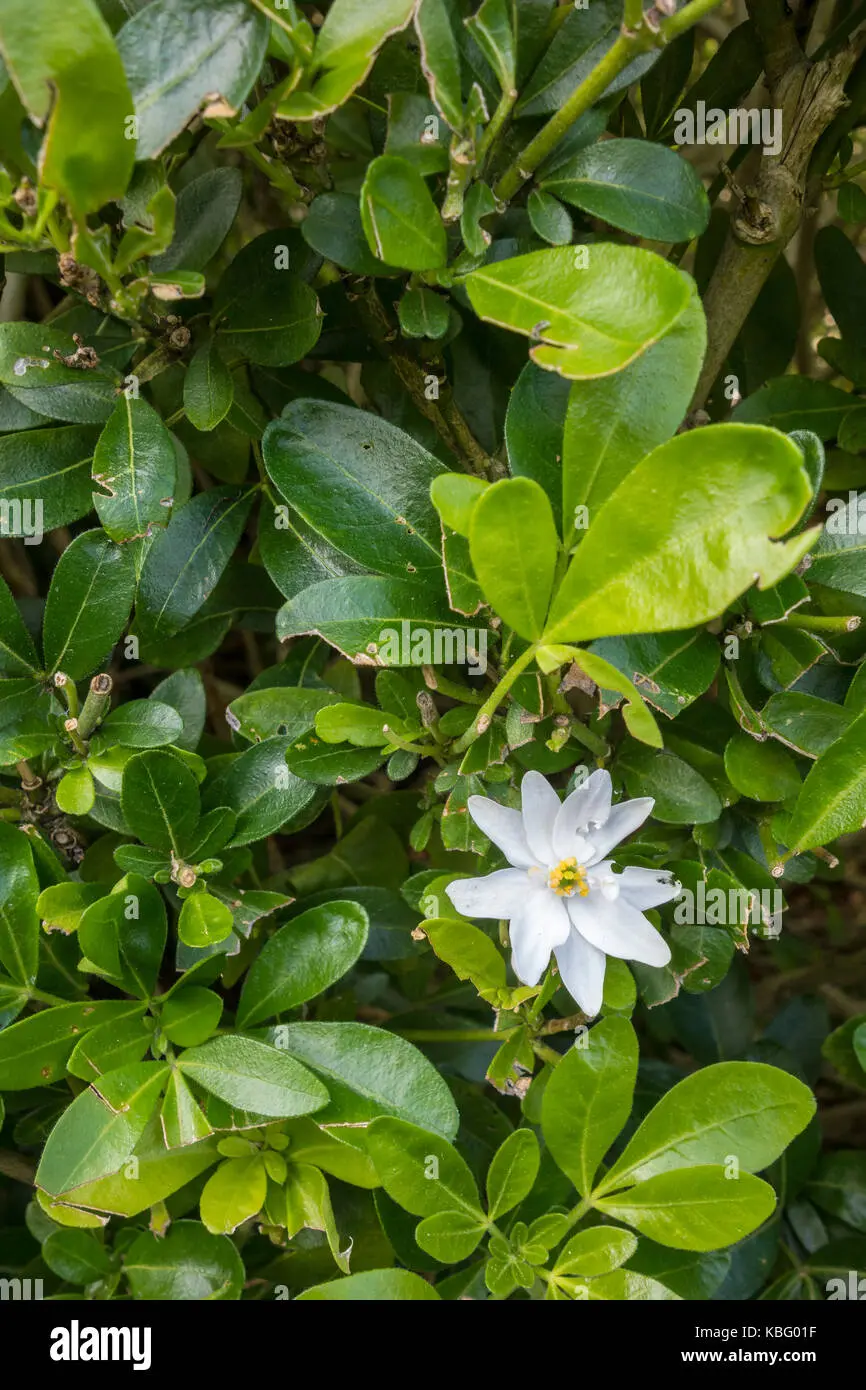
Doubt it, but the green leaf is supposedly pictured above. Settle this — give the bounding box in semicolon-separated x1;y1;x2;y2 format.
527;189;573;245
178;892;235;949
95;699;184;749
542;138;709;242
0;575;40;676
399;287;451;339
430;474;489;536
315;0;417;70
543;425;815;645
561;280;706;522
553;1227;637;1277
263;401;447;581
43;531;136;679
203;736;326;845
314;702;420;748
125;1220;244;1299
213;231;322;367
517;0;657;118
152;168;242;274
367;1116;486;1223
594;1166;777;1252
261;1021;459;1137
160;1069;213;1146
36;1062;168;1195
237;902;368;1027
469;478;558;640
67;1012;153;1082
732;376;863;440
0;823;39;987
177;1035;329;1118
183;340;234;432
121;749;201;854
117;0;269;159
92;397;176;542
416;1208;489;1261
0;0;134;212
302;192;398;275
542;1016;638;1196
589;629;719;720
297;1268;440;1300
723;732;801;802
200;1154;267;1234
56;765;96;816
415;0;464;130
760;692;851;760
0;1000;145;1090
619;746;722;824
463;245;692;379
227;687;341;743
0;425;101;533
561;647;662;748
486;1129;540;1220
600;1060;816;1190
0;324;117;424
361;156;448;271
136;487;254;641
151;668;207;752
785;712;866;853
160;987;223;1048
58;1125;217;1217
42;1228;114;1284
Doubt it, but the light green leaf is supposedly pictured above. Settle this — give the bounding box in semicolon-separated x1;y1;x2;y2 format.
177;1035;329;1118
469;478;558;639
361;156;448;271
541;1016;638;1196
544;425;815;644
463;245;692;379
595;1166;777;1252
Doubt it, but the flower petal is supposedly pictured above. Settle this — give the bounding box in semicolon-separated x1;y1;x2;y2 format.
567;892;671;967
446;868;536;920
616;865;681;911
466;795;538;868
585;797;654;865
510;888;569;985
554;928;607;1017
552;769;613;860
520;771;561;865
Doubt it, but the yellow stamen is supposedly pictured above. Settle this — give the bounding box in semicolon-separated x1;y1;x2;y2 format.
548;857;589;898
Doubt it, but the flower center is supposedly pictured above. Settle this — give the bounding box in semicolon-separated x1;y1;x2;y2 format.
548;857;589;898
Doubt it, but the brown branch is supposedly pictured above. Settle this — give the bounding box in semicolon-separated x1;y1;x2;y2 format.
692;34;866;412
351;280;490;477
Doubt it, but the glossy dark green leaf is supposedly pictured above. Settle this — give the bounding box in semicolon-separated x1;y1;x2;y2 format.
152;168;242;273
136;487;254;641
0;822;39;987
0;577;40;677
542;138;709;242
542;1017;638;1196
121;749;201;854
125;1221;244;1299
117;0;269;158
204;736;326;845
213;229;322;367
0;425;100;532
263;401;447;581
92;397;176;543
785;712;866;852
0;324;118;423
0;1000;145;1090
415;0;464;130
183;340;234;432
237;901;368;1027
43;531;136;679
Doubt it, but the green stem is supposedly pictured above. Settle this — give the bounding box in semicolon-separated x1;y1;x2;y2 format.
531;1038;564;1067
477;88;518;178
493;0;726;203
383;729;445;766
452;643;539;754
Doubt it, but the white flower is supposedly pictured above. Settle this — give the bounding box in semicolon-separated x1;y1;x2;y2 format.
445;769;678;1018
